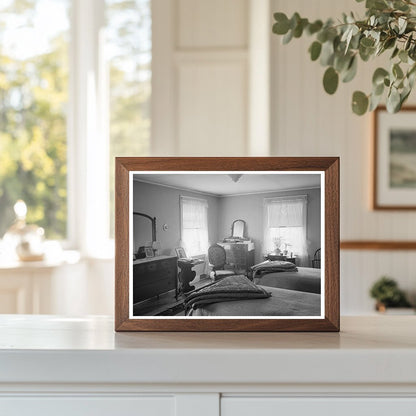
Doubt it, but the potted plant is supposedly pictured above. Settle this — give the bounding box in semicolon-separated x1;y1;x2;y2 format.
369;276;412;312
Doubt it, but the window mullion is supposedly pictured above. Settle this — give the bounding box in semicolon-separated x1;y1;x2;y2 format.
70;0;108;256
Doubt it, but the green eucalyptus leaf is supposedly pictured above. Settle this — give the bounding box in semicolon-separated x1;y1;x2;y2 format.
323;67;339;94
307;20;323;35
369;92;383;111
320;40;335;66
393;0;409;11
317;29;328;43
372;67;389;85
334;52;352;72
405;34;413;51
359;44;375;61
398;17;407;34
352;91;369;115
273;13;290;34
387;87;401;113
366;0;388;10
373;82;385;96
282;29;293;44
399;49;408;63
342;56;358;82
393;63;404;79
349;32;361;49
309;41;322;61
383;37;396;50
290;12;301;30
391;47;399;59
401;89;411;106
293;18;308;37
360;37;375;48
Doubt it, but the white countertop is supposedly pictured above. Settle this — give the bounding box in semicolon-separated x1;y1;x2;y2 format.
0;315;415;387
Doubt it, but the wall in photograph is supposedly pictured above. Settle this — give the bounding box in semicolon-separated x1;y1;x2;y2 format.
271;0;416;313
132;180;220;257
218;188;321;265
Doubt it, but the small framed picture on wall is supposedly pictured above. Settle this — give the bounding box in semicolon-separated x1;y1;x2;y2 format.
374;106;416;209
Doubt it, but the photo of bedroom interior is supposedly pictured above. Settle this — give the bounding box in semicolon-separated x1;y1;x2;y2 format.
132;172;322;317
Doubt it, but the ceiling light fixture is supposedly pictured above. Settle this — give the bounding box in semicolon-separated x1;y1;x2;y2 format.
228;174;243;183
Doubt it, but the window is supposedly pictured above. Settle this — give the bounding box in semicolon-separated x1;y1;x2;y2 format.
180;196;208;257
0;0;151;254
106;0;151;237
264;196;307;261
0;0;70;239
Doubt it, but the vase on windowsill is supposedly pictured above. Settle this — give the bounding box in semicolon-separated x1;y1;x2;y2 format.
3;200;45;262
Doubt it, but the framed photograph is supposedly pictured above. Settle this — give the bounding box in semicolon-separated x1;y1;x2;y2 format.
115;157;339;332
373;106;416;209
175;247;187;259
144;247;154;258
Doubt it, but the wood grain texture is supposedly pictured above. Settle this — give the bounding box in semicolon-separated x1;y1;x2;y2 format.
341;241;416;250
373;106;416;210
115;157;340;332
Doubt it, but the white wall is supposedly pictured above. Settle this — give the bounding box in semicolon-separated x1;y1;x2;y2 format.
271;0;416;313
152;0;263;156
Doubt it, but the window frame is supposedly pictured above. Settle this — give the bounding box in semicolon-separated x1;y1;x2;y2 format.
179;195;209;257
1;0;153;258
263;195;308;257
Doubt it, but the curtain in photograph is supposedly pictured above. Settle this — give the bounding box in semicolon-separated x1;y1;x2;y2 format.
264;196;308;265
180;196;209;257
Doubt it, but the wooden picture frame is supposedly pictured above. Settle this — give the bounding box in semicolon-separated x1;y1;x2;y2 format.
373;106;416;210
115;157;339;332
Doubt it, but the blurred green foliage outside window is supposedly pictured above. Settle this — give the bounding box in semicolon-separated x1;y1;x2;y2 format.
0;0;151;241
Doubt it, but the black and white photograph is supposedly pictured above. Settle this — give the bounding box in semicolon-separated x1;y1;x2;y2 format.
130;172;324;318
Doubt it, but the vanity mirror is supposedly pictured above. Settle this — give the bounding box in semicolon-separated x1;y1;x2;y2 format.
231;219;246;239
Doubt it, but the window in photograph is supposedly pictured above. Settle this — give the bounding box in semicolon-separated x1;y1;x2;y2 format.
264;196;308;262
106;0;152;237
180;196;209;257
0;0;70;239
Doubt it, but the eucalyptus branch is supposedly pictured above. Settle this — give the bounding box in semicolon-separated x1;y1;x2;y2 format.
272;0;416;115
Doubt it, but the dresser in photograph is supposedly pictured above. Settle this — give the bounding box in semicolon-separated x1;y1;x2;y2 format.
132;255;178;304
218;241;255;272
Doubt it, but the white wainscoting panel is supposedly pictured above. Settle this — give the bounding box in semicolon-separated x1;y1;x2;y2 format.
152;0;250;156
177;0;248;49
177;60;247;156
271;0;416;314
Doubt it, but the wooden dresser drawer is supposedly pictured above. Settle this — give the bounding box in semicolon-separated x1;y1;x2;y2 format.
133;256;178;303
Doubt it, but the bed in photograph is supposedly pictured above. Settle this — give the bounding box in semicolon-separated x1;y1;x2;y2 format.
255;267;321;294
186;274;321;317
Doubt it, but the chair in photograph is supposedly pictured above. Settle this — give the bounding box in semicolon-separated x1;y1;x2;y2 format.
312;248;321;269
208;244;237;281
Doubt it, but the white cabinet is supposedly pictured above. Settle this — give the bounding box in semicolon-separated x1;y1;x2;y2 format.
222;398;416;416
1;316;416;415
1;397;175;416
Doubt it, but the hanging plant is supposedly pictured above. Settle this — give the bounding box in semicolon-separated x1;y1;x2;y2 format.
272;0;416;115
